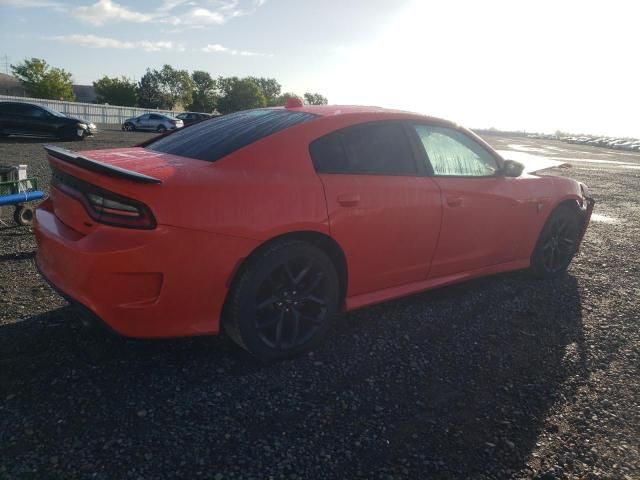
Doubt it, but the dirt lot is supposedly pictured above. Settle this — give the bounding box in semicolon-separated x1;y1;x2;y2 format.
1;128;638;479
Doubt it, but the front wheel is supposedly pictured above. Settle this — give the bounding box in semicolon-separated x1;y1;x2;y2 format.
156;125;167;133
224;240;340;361
123;123;135;132
530;205;582;278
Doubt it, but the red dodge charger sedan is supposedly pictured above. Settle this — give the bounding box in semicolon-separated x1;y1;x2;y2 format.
34;103;594;360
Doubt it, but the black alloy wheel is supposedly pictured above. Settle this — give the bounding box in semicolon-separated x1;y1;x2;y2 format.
225;240;340;361
254;256;330;350
531;205;582;277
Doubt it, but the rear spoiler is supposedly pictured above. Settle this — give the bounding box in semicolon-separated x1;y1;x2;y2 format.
43;145;162;185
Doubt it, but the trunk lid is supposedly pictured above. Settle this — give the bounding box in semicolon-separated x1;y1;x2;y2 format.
44;146;211;232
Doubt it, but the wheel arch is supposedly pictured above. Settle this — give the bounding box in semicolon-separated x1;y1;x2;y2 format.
223;230;349;314
552;197;583;215
528;195;584;259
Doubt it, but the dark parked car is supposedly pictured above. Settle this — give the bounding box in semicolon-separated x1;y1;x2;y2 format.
0;102;96;140
122;113;183;132
175;112;214;125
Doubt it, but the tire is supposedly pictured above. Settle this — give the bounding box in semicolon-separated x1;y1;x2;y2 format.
123;123;135;132
224;240;340;361
57;126;81;141
530;205;582;278
156;125;167;133
14;206;34;226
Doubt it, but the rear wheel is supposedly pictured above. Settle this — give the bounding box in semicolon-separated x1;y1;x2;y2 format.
14;206;34;226
530;205;582;278
224;240;340;361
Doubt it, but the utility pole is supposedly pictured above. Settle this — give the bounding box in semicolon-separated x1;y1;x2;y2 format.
1;54;10;75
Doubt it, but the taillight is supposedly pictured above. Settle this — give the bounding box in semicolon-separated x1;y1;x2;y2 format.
51;169;156;229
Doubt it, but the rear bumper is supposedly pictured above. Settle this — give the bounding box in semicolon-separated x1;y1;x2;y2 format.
34;198;259;338
36;260;117;335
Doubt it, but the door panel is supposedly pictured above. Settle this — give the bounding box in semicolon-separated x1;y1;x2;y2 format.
429;177;528;278
407;122;530;278
321;174;442;296
135;115;149;130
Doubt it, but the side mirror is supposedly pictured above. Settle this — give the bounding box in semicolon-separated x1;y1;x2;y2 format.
501;159;525;177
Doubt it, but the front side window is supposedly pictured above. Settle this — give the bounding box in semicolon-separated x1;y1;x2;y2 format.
310;122;416;175
146;109;317;162
413;124;498;177
149;114;162;120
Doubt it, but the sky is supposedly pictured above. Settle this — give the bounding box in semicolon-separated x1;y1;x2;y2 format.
1;0;639;137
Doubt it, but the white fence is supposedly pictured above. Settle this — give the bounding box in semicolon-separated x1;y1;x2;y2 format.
0;95;179;125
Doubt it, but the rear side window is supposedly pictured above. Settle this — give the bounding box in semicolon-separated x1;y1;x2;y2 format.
310;122;417;175
145;109;318;162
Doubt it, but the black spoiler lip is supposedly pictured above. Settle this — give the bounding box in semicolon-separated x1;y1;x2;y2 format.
43;145;162;185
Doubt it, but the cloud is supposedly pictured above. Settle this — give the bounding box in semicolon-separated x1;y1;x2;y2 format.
5;0;267;27
171;7;226;25
0;0;61;6
162;1;267;27
49;34;184;52
201;43;272;57
71;0;154;25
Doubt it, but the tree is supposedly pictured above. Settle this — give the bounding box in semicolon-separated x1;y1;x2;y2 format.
11;58;74;100
216;77;267;114
248;77;282;106
188;70;217;113
304;92;328;105
272;92;302;106
137;69;172;109
158;64;194;110
93;76;137;106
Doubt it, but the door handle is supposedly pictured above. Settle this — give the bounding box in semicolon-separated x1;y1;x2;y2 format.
446;195;463;207
337;194;360;207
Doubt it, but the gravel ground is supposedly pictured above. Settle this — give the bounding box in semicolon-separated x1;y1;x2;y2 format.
0;128;638;479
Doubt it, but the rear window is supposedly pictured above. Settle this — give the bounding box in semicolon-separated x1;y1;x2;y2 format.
310;121;417;175
145;109;318;162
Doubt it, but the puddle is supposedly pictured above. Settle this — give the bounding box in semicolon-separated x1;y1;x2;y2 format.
498;148;640;171
508;144;550;154
552;157;640;166
496;150;567;172
591;213;620;224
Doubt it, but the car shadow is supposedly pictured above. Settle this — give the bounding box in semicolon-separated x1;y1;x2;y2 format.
0;135;76;144
0;271;587;478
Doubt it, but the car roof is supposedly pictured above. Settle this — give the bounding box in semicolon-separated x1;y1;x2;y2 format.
0;101;43;107
269;104;457;127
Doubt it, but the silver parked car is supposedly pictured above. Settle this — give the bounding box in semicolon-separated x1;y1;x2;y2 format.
122;113;183;133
